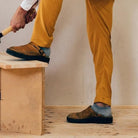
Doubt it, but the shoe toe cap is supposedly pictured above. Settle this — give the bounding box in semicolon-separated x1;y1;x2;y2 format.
67;113;79;120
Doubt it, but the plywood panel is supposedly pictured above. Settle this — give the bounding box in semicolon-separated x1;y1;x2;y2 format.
0;68;45;135
0;52;48;69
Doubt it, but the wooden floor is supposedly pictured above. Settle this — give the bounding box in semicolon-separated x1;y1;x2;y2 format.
0;106;138;138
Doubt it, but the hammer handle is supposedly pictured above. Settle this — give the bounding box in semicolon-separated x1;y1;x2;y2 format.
2;26;12;36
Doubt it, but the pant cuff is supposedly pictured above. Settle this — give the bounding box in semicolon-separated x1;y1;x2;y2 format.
94;97;111;106
31;38;52;48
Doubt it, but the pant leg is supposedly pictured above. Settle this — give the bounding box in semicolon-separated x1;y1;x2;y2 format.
31;0;63;47
85;0;114;106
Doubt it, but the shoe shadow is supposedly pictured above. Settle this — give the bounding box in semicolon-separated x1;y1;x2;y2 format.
7;59;33;61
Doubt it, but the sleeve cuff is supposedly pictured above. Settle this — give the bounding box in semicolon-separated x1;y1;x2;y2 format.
20;0;38;11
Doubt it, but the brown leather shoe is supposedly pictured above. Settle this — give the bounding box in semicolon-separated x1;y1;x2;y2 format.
67;106;113;124
6;42;50;63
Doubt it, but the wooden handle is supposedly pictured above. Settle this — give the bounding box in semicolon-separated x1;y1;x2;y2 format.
2;26;13;36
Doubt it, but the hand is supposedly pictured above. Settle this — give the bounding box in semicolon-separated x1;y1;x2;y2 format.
25;8;37;24
10;6;27;32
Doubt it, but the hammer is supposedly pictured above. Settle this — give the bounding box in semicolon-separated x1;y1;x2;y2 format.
0;26;12;43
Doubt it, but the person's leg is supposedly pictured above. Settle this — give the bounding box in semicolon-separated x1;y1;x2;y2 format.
67;0;114;123
86;0;114;106
6;0;63;63
31;0;63;48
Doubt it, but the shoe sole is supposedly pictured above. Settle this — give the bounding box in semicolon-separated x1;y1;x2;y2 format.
6;49;50;63
67;116;113;124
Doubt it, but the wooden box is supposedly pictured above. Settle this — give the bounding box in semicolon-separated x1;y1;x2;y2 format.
0;52;48;135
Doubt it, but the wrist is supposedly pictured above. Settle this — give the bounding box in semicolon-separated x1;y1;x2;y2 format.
18;6;27;16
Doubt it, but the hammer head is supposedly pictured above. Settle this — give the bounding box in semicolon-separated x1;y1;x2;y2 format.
0;33;3;43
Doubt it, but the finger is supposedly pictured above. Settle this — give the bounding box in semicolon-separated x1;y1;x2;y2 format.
21;24;25;29
11;25;17;33
16;24;21;30
12;28;16;32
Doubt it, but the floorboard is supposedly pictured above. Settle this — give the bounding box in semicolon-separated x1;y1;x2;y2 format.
0;106;138;138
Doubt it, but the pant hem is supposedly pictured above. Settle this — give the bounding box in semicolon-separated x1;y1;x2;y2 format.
94;97;111;106
31;38;51;48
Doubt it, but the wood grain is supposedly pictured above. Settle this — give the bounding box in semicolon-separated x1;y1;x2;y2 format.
0;52;48;69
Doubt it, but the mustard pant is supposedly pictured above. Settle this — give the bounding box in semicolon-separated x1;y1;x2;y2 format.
31;0;114;106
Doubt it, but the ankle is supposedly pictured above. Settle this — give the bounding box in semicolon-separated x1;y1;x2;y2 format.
40;47;50;57
91;104;112;117
95;102;110;107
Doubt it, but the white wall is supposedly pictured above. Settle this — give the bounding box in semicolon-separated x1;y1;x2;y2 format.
0;0;138;105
